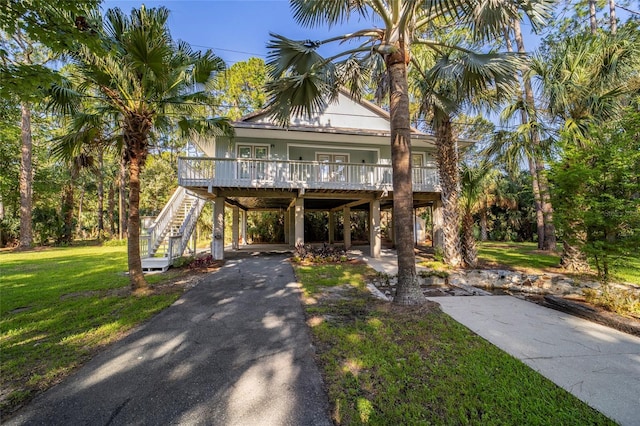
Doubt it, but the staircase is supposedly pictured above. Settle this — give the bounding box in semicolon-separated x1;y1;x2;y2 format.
141;187;205;272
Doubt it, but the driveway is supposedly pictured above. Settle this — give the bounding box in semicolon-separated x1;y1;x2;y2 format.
6;252;332;425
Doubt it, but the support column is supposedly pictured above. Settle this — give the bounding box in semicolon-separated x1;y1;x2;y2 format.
343;207;351;249
328;211;335;244
370;199;381;258
211;197;225;260
231;206;239;250
433;200;444;249
284;209;290;244
295;198;304;247
241;210;247;245
288;207;296;247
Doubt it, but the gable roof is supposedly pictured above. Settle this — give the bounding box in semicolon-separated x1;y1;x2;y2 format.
235;89;427;138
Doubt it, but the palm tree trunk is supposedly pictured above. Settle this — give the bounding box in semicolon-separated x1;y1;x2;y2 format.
61;184;74;243
528;158;545;249
97;150;104;233
76;187;85;238
513;19;556;251
609;0;617;34
385;45;424;305
127;148;147;291
118;157;127;239
461;210;477;267
18;102;33;249
590;0;598;34
0;194;4;247
560;237;590;272
435;116;463;267
108;181;116;235
479;208;488;241
505;25;545;249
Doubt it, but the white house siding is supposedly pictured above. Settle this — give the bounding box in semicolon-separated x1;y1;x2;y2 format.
248;92;391;132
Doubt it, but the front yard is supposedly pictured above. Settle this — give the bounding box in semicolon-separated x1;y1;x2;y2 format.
294;262;614;424
0;244;200;417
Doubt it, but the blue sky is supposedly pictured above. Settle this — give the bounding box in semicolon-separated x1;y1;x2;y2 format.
102;0;547;66
103;0;380;65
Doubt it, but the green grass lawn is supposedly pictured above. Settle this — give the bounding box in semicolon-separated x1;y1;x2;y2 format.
421;241;640;285
476;241;563;271
295;262;615;425
0;244;187;416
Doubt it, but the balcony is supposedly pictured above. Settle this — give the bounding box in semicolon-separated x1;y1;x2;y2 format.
178;157;440;193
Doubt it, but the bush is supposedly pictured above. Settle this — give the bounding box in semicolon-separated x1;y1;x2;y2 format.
292;243;350;264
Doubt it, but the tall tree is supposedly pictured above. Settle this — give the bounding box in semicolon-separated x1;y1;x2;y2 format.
1;1;99;249
530;22;640;270
413;44;521;267
266;0;551;304
213;57;268;120
49;6;232;290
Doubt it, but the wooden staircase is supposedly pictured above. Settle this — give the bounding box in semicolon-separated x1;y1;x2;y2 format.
141;187;205;272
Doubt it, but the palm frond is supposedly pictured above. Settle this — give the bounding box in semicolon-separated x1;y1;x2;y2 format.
290;0;368;28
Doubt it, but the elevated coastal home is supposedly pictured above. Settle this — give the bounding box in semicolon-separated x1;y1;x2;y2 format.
141;90;465;271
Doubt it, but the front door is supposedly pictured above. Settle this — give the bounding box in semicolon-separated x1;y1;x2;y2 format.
317;153;349;182
238;145;269;180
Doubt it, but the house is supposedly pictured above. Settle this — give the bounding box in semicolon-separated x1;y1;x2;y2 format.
141;90;463;271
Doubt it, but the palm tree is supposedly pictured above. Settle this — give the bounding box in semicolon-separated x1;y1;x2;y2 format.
459;161;493;267
265;0;551;304
531;25;640;271
413;44;522;268
49;6;232;291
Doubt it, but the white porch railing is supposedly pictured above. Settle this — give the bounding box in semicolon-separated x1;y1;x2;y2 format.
178;157;440;192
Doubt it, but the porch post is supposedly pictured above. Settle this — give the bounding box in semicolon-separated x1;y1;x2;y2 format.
289;206;296;247
232;206;239;250
241;210;247;246
433;200;444;249
370;199;381;258
343;207;351;249
295;198;304;247
284;208;290;244
211;197;225;260
328;211;335;244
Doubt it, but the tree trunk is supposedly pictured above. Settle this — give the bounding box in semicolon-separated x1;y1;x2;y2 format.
537;165;557;251
0;194;5;247
590;0;598;34
513;19;556;251
97;150;104;234
76;187;85;238
385;44;424;306
435;116;463;267
108;182;116;235
118;157;127;239
609;0;617;34
528;158;545;249
461;210;477;267
125;113;151;291
61;184;74;243
479;208;488;241
127;147;148;291
560;239;591;272
506;25;545;248
18;102;33;249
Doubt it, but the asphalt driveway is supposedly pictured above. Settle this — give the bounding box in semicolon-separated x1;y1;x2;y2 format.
6;252;332;425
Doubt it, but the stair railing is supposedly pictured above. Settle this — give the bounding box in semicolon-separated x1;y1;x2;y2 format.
172;194;206;262
141;187;186;258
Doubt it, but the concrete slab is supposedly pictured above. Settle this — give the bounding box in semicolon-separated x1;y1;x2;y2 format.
430;296;640;426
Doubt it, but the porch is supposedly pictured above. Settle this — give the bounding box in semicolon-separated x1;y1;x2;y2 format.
177;157;441;193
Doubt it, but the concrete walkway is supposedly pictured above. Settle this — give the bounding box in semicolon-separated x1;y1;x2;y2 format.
354;248;640;426
6;253;332;426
